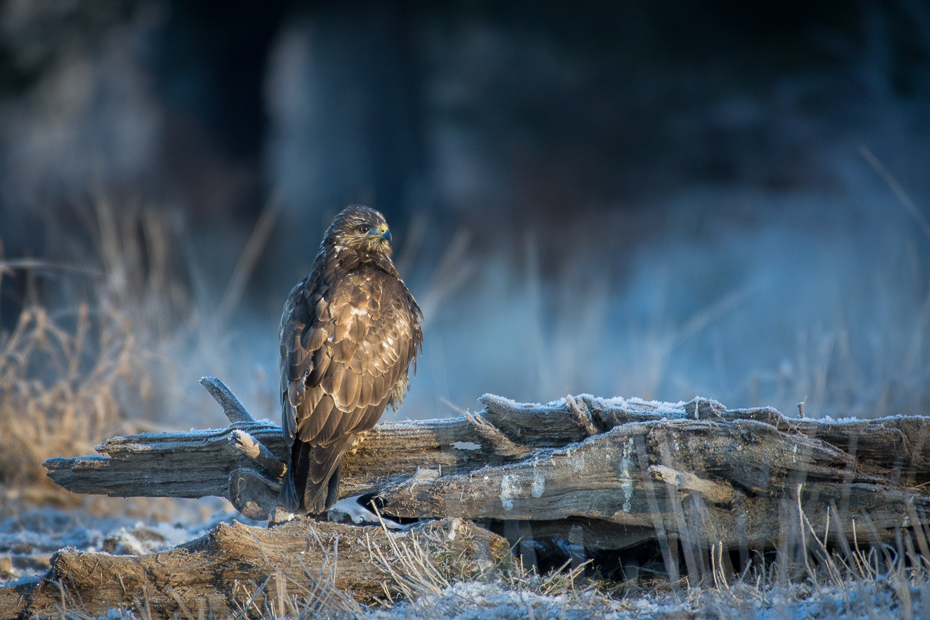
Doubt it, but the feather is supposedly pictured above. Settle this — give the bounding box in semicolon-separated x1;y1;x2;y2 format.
300;436;355;513
305;325;327;351
348;314;368;342
373;373;386;402
282;401;297;444
317;405;346;444
355;403;381;432
287;380;304;409
332;320;350;342
315;297;329;321
298;393;334;443
321;363;345;397
307;348;331;387
331;338;358;364
341;369;361;409
278;205;423;514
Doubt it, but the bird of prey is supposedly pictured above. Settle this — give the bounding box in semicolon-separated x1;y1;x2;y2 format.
279;205;423;515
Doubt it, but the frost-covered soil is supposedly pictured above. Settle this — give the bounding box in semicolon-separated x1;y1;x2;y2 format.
374;579;929;620
2;506;927;619
0;502;245;584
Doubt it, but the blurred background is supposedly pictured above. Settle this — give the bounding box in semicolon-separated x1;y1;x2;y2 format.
1;0;930;510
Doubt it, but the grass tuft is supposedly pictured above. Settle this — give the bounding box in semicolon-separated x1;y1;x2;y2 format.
0;202;213;512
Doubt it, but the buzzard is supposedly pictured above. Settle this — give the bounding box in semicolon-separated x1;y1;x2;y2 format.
279;205;423;514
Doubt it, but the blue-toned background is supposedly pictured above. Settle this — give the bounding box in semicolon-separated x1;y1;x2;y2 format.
1;0;928;436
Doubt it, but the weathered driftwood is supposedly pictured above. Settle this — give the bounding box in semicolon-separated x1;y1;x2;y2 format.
44;378;496;517
1;517;508;619
42;380;930;553
6;378;929;617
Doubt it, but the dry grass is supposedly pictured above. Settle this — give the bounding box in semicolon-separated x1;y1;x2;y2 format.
0;303;136;498
699;512;930;620
1;194;929;617
0;201;217;512
358;513;930;619
18;515;930;619
4;454;929;618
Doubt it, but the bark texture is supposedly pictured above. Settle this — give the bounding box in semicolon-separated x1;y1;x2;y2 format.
2;517;508;619
10;379;930;617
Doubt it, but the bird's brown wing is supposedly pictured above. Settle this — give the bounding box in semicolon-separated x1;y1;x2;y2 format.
280;268;419;512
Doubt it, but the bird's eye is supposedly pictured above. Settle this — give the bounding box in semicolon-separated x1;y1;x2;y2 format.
358;224;371;234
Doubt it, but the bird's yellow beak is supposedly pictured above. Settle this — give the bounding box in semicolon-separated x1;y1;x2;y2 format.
379;225;391;242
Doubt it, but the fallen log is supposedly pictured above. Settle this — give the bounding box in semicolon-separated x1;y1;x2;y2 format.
2;517;508;619
14;378;930;617
43;378;498;518
43;380;930;546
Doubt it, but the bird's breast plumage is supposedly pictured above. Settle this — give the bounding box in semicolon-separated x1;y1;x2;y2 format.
279;204;422;513
280;261;422;450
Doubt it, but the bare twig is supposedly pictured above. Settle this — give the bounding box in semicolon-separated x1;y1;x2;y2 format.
200;376;256;424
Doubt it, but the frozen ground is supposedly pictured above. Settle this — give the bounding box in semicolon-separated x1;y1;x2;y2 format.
2;506;927;619
369;579;929;620
0;502;243;584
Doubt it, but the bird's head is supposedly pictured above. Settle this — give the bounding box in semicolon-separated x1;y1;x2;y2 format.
327;204;393;260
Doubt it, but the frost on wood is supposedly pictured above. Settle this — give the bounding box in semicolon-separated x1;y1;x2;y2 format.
1;517;509;619
10;380;930;617
42;379;930;553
